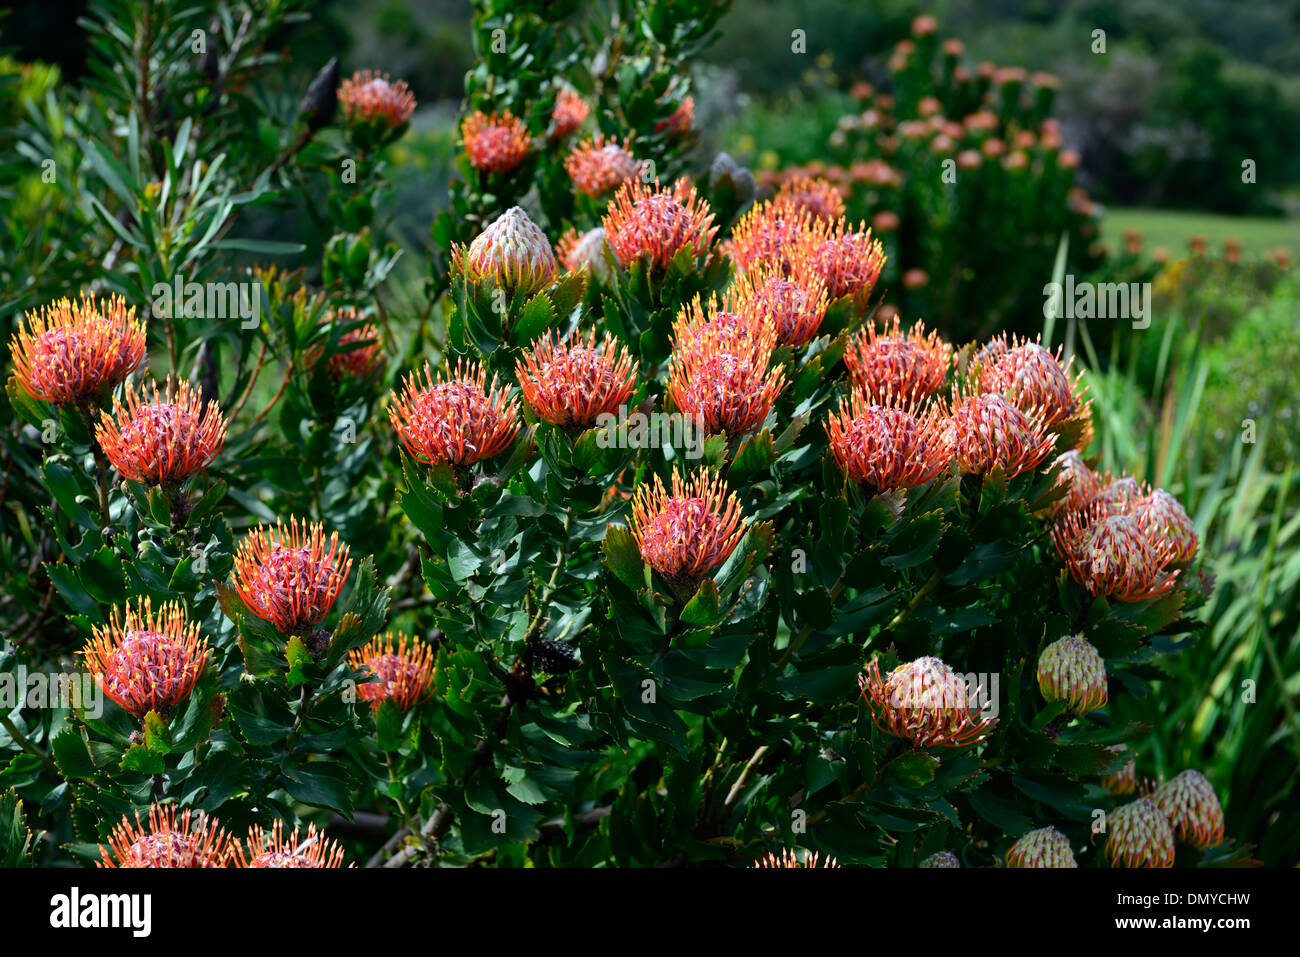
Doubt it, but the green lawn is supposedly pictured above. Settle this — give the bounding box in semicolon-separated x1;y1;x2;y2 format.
1102;207;1300;260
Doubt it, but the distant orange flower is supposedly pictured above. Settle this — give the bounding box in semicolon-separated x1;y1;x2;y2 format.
858;655;995;748
549;88;589;140
95;378;226;485
389;360;520;468
775;175;846;222
9;295;146;406
845;317;953;404
656;94;694;136
631;471;745;592
555;226;611;275
564;134;642;196
313;307;384;381
601;178;717;270
826;391;952;491
1052;505;1179;603
348;632;436;712
753;849;840;868
99;804;234;868
237;820;347;868
727;199;812;274
83;598;209;718
947;391;1055;478
339;70;416;128
232;518;353;634
793;218;885;302
461;109;530;174
516;328;637;428
731;264;829;347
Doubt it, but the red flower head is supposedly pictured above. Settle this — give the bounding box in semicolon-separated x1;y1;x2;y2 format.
1101;744;1137;795
1092;473;1149;517
973;335;1088;428
99;805;234;868
731;263;829;347
83;598;209;718
826;391;952;492
555;226;612;277
753;849;840;868
1052;504;1179;603
727;199;813;274
549;88;589;140
601;177;717;271
453;206;558;298
313;307;384;381
339;70;416;128
347;632;436;712
1006;826;1078;868
1106;797;1175;868
564;134;643;197
858;655;996;748
844;317;953;404
460;109;531;174
793;217;886;302
1036;634;1107;714
95;378;227;485
9;295;146;406
1151;770;1224;849
631;471;745;593
389;360;520;468
656;94;694;137
1050;449;1103;516
237;820;347;868
1135;489;1198;566
775;175;847;222
232;518;353;634
517;328;638;429
946;391;1056;478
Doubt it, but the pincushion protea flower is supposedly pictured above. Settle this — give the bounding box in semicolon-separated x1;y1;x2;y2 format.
631;471;745;594
99;805;234;868
460;109;531;174
313;307;383;381
232;518;352;634
83;598;208;718
919;851;960;868
9;295;146;406
95;378;227;486
339;70;416;128
1101;744;1137;795
556;226;612;276
549;88;589;140
752;849;839;868
237;820;347;868
1152;770;1224;848
1053;504;1179;603
776;175;846;222
793;217;886;302
1036;634;1107;713
858;655;995;748
453;206;558;297
389;360;521;468
656;94;694;136
564;134;642;197
1050;449;1103;516
826;391;952;491
726;198;812;274
666;331;786;438
1135;489;1198;565
1006;826;1077;868
731;263;829;347
517;328;638;429
602;177;717;270
670;294;777;367
347;632;436;712
947;391;1056;478
973;335;1088;429
1106;797;1176;868
844;317;953;404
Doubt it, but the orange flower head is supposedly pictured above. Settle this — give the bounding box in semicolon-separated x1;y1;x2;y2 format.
347;632;436;712
727;199;813;274
313;307;384;381
83;598;208;718
844;317;953;403
100;805;234;868
556;226;612;277
1106;797;1176;868
232;518;353;633
1092;473;1149;517
237;820;347;868
670;293;777;367
1036;634;1107;714
389;360;520;468
1050;450;1103;516
947;391;1056;478
826;391;952;491
460;109;530;173
1151;770;1224;849
1052;505;1179;603
601;177;717;270
793;217;886;301
731;263;829;347
1135;489;1198;565
775;175;847;222
919;851;961;868
549;88;589;140
858;655;996;748
339;70;416;128
564;134;643;196
631;471;745;591
95;378;226;485
454;206;558;297
1101;744;1137;795
517;328;638;429
753;849;840;868
10;295;146;406
974;335;1086;427
656;95;694;137
1006;826;1078;868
